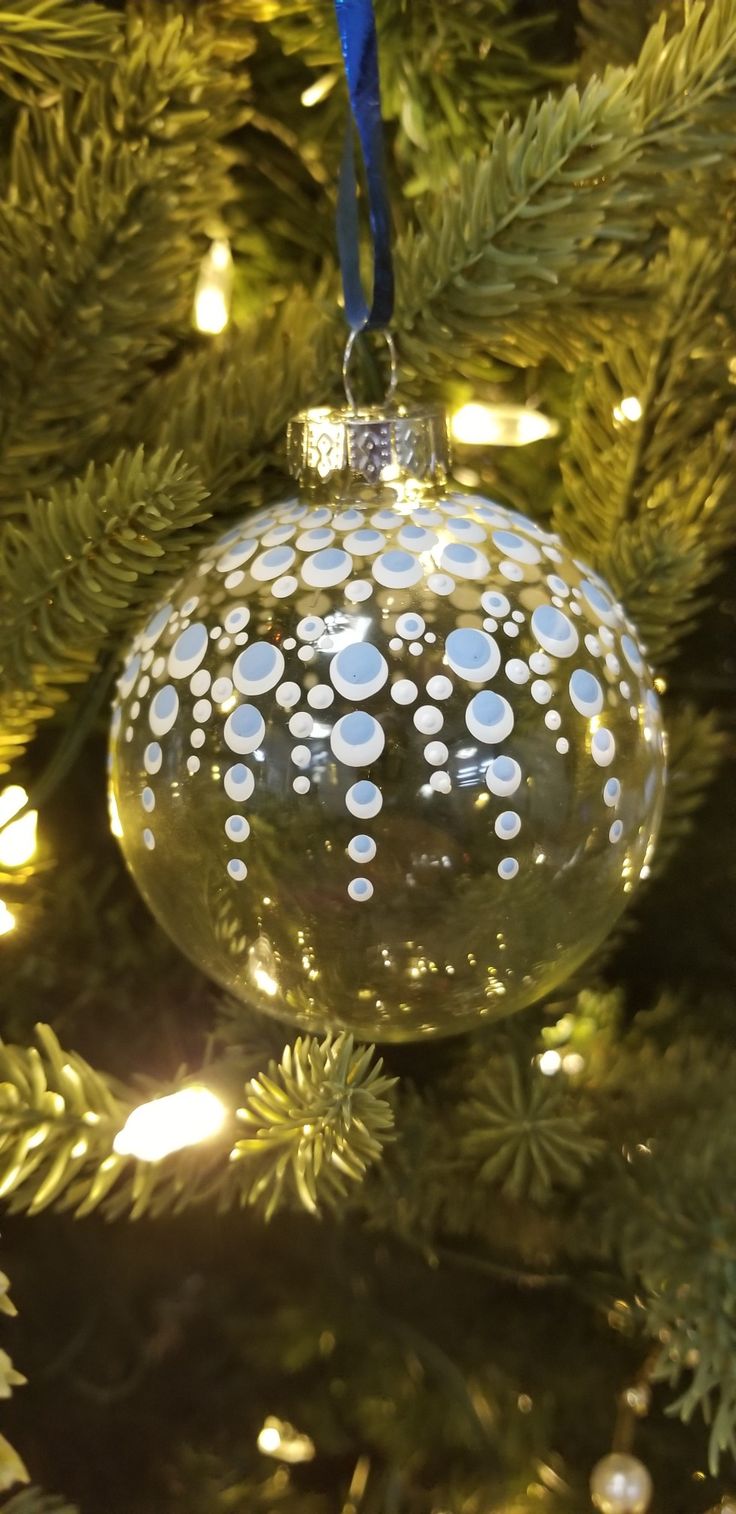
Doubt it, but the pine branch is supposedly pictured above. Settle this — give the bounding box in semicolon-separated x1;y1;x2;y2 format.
648;706;727;878
556;231;736;665
459;1052;602;1204
1;1494;79;1513
0;1;121;103
395;0;736;382
0;447;210;771
0;10;245;509
233;1034;396;1219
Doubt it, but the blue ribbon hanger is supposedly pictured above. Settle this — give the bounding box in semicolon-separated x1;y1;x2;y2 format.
333;0;394;333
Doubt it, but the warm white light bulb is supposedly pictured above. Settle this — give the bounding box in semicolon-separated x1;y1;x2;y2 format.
613;394;642;424
451;402;558;447
257;1417;316;1464
113;1087;227;1162
0;900;16;936
108;791;124;840
0;788;37;869
538;1049;562;1076
193;239;233;335
300;69;338;108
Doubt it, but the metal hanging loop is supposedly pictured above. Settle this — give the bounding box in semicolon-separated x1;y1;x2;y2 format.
342;328;398;411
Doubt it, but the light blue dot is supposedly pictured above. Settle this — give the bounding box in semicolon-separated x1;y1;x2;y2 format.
341;712;376;746
230;704;263;739
240;644;277;680
353;879;369;895
583;581;612;616
353;835;372;853
174;623;207;663
445;628;489;670
262;545;293;569
533;606;570;642
444;544;476;564
604;778;621;806
153;685;177;719
353;530;382;546
142;605;172;644
334;644;383;686
313;548;346;570
493;530;524;553
353;781;377;805
494;757;516;783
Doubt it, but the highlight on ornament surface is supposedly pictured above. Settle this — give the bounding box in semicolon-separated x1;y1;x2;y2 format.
0;787;37;870
109;400;666;1042
590;1453;653;1514
112;1086;227;1162
451;401;559;447
0;900;16;937
193;237;232;335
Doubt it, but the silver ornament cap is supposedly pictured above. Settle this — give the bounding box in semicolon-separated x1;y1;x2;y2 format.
590;1453;653;1514
286;403;450;489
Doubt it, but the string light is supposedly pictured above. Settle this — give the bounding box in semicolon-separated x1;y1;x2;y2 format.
112;1087;227;1162
300;69;338;107
193;238;233;335
0;786;38;869
257;1416;316;1464
613;395;642;424
0;900;16;936
451;402;559;447
538;1049;562;1076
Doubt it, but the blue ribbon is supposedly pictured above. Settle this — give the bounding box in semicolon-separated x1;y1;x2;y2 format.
333;0;394;332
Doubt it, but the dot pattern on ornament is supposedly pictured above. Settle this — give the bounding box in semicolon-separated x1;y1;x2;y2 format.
111;484;664;914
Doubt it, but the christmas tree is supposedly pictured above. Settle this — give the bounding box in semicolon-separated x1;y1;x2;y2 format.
1;0;736;1509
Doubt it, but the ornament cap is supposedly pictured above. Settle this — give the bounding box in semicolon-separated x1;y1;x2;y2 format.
287;404;451;489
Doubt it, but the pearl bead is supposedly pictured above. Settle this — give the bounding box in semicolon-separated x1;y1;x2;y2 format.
590;1454;653;1514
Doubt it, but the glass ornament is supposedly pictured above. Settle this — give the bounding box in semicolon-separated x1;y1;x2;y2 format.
109;403;666;1041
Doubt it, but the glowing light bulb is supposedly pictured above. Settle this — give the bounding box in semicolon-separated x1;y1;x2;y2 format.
538;1049;562;1076
0;787;37;868
253;965;278;998
613;395;642;423
193;239;233;334
113;1087;227;1162
451;402;559;447
300;69;338;108
257;1417;316;1464
0;900;16;936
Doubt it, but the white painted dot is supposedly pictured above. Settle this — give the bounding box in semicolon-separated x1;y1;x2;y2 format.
396;612;425;640
224;570;245;590
495;810;521;840
414;705;443;735
225;814;250;841
481;591;510;618
348;834;377;864
603;778;621;807
505;659;529;685
348;877;374;902
345;580;373;602
466;690;514;744
591;728;616;766
346;780;383;819
224;764;254;802
556;736;569;754
289;711;313;738
275;682;301;709
193;698;212;723
426;675;453;700
330;711;385;767
503;621;519;638
298;646;315;663
297;616;325;643
143;828;155;851
186;755;200;775
609;819;624;843
291;745;311;768
585;634;601;657
293;776;311;794
272;574;298;598
427;573;455;595
190;669;211;697
409;642;423;657
545;710;561;730
429;771;452;793
307;684;334;709
497;857;519;880
531;679;552;705
212;677;234;703
425;741;449;766
529;651;552;676
486;756;521;796
224;704;265;754
227;859;248;881
391;679;418;705
224;606;250;635
190;729;205;748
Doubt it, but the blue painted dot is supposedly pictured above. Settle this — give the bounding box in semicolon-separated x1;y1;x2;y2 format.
353;835;372;854
352;530;382;546
445;628;495;673
230;705;263;739
314;548;346;570
494;757;516;783
444;543;476;564
262;545;293;569
341;712;374;746
353;781;377;806
383;551;414;573
493;531;525;553
154;685;176;717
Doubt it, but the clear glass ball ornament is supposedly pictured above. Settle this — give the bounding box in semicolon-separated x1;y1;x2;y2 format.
109;403;666;1041
590;1453;653;1514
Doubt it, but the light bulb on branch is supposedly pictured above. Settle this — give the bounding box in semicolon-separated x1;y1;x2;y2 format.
193;238;233;335
113;1087;227;1162
451;401;559;447
0;901;16;937
0;787;37;869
